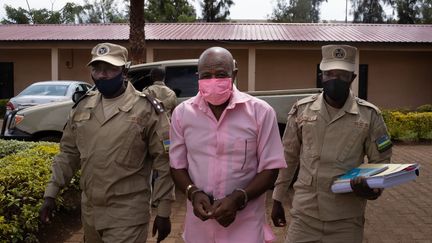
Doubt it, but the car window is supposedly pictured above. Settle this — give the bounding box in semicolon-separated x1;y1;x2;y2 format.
128;68;153;91
77;84;91;92
19;84;69;96
165;66;198;97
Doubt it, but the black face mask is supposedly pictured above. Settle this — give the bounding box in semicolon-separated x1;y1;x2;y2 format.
93;72;124;97
322;79;351;104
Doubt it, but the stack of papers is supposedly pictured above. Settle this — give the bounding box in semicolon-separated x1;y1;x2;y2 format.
331;163;420;193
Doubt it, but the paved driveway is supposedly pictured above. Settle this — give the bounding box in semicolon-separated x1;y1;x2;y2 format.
63;144;431;243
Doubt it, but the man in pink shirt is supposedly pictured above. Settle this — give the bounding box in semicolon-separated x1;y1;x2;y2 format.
169;47;287;243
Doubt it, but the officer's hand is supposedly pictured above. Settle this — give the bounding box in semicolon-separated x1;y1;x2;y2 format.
271;200;287;227
39;197;56;223
192;191;213;221
350;176;383;200
152;215;171;243
211;196;238;227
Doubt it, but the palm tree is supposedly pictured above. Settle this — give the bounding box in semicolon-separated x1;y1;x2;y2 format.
129;0;145;64
201;0;234;22
352;0;394;23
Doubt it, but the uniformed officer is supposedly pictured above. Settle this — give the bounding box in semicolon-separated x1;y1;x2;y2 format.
272;44;392;243
39;43;174;243
143;67;177;117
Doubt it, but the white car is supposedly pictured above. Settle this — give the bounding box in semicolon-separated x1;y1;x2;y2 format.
6;81;92;113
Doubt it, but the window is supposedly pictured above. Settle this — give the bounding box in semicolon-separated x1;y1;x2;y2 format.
129;67;153;91
19;84;69;96
79;83;92;92
165;66;198;97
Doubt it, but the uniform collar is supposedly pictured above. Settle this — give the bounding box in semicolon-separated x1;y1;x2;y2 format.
153;81;165;86
310;91;358;115
84;82;136;112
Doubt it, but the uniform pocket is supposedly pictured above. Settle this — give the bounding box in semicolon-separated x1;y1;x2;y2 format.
297;168;313;186
114;121;146;169
72;112;91;152
299;116;319;160
336;127;366;168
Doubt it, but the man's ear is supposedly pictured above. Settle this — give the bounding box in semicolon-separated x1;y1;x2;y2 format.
232;68;238;83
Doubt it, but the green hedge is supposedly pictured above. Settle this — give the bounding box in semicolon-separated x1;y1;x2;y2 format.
0;140;37;159
383;110;432;142
0;140;80;243
416;104;432;112
0;99;7;118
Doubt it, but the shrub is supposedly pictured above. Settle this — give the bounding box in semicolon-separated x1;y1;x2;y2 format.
383;111;432;142
417;104;432;112
0;140;37;159
0;99;8;118
0;140;80;243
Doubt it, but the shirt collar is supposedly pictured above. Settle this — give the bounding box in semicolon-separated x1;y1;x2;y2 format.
310;91;359;115
84;82;136;112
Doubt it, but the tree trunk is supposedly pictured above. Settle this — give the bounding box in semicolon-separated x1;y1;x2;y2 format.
129;0;145;65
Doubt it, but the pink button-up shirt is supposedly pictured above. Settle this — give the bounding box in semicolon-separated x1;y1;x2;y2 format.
170;87;286;243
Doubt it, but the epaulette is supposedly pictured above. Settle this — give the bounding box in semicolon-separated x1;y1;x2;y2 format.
72;89;97;109
288;94;318;115
356;97;381;114
139;93;165;114
297;94;319;106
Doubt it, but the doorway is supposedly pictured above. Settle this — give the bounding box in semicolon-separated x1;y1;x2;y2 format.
0;62;14;99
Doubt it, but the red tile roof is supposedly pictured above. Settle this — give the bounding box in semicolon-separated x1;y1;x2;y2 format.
1;23;432;43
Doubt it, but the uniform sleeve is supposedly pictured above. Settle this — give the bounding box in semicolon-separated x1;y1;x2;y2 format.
365;111;392;164
273;105;302;202
143;86;157;97
165;91;178;113
147;111;175;218
169;104;188;169
44;113;81;198
256;106;286;172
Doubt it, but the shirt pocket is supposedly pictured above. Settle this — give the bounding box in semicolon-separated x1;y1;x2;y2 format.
231;138;258;172
299;115;319;161
72;112;91;152
114;120;146;169
336;123;369;169
297;166;313;186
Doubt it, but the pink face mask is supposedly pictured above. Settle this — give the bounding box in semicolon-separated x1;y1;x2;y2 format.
198;78;233;105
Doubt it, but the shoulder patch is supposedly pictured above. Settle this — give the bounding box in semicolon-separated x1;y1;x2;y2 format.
376;134;392;153
163;139;170;152
356;98;381;114
139;93;165;114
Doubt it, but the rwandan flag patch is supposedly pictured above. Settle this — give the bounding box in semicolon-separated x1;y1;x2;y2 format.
163;139;170;152
376;135;392;152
